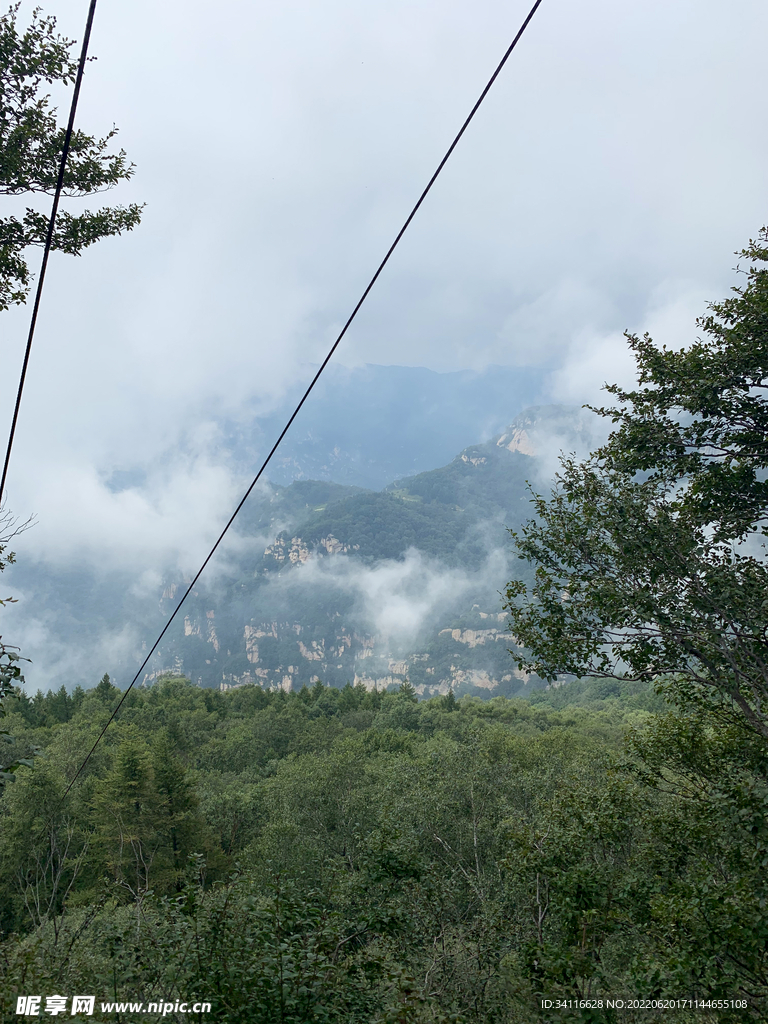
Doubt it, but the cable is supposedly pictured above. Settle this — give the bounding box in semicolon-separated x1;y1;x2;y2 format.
61;0;545;797
0;0;100;508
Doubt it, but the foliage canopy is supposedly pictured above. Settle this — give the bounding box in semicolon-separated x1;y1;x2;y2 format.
4;675;766;1021
0;3;143;309
501;227;768;1018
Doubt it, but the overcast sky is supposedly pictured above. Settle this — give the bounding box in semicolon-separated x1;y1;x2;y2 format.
2;0;767;575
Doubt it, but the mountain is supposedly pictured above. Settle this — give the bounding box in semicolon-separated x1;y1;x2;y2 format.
7;400;595;698
219;362;545;489
148;406;592;698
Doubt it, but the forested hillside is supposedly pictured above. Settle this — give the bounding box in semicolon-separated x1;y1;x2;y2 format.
3;674;763;1022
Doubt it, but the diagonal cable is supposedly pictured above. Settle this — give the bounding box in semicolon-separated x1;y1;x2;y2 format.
62;0;545;796
0;0;100;507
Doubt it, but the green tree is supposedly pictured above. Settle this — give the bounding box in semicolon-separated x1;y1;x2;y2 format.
91;733;160;896
149;732;218;890
504;226;768;1015
0;622;26;790
93;672;116;703
1;3;143;310
505;227;768;740
90;728;216;897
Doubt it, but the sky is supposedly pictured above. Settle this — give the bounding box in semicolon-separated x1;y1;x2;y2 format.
2;0;768;583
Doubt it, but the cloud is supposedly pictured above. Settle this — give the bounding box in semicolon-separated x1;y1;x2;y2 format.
261;545;511;649
3;584;148;694
7;452;243;573
548;281;713;409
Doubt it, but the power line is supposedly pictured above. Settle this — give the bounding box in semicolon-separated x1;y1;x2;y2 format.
62;0;545;797
0;0;100;508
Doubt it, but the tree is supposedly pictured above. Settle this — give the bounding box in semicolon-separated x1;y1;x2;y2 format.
93;672;116;703
149;732;217;891
1;3;143;739
505;227;768;740
1;3;143;310
502;229;768;1015
0;637;29;790
0;504;33;791
90;732;162;897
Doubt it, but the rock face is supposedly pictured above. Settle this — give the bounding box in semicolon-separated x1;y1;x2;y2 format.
438;627;502;647
263;537;310;565
496;405;602;460
497;427;537;456
205;608;523;698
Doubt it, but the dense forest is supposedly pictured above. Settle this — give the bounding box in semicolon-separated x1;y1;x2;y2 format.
2;672;765;1022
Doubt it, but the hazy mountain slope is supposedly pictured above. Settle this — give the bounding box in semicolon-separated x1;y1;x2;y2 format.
235;479;365;536
224;363;545;489
243;413;554;572
390;441;533;522
151;412;569;696
7;401;591;696
257;492;475;568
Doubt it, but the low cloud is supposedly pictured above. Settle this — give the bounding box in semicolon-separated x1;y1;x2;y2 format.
6;448;270;581
548;282;712;409
4;594;147;694
261;544;512;649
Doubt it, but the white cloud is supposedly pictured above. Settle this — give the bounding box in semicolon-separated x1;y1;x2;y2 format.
549;281;712;409
8;454;242;572
4;600;144;694
268;545;511;647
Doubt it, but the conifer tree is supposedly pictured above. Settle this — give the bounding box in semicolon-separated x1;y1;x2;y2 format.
92;734;159;894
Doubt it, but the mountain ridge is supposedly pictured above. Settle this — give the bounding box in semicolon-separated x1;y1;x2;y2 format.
155;406;594;697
